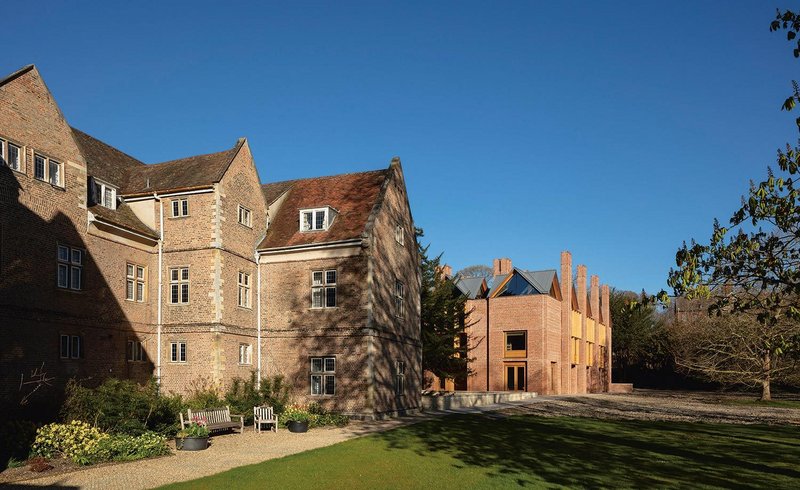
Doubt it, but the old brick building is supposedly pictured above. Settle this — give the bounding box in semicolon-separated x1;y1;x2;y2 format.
435;252;612;395
0;65;420;417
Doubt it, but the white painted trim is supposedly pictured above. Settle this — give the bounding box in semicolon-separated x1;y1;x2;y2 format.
256;252;262;389
258;238;362;254
89;214;158;243
157;198;164;386
123;188;214;202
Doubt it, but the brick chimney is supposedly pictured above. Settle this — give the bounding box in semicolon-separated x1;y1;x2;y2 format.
601;284;610;328
438;264;453;279
493;258;512;277
576;265;587;314
590;275;600;321
559;251;572;394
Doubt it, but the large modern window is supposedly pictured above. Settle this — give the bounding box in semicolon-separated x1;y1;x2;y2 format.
239;343;252;365
238;205;252;227
171;199;189;217
238;271;251;308
310;356;335;395
60;334;82;359
311;270;336;308
0;138;22;171
170;341;186;362
504;331;527;358
34;153;62;186
127;340;145;362
57;245;83;290
126;264;146;302
395;280;405;318
300;208;330;231
169;267;189;304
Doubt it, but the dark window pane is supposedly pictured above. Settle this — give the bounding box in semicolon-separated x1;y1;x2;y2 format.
507;366;515;390
325;270;336;284
507;333;526;351
325;287;336;307
324;375;335;395
181;284;189;303
71;336;80;359
324;357;335;372
171;284;179;304
61;335;69;358
311;358;323;372
182;200;188;216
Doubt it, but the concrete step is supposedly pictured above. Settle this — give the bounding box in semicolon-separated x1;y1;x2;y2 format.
422;391;538;411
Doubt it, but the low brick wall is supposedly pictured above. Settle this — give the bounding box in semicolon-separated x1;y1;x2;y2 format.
609;383;634;393
422;391;538;410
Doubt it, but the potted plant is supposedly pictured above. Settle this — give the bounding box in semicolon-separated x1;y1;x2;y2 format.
282;405;311;433
175;421;210;450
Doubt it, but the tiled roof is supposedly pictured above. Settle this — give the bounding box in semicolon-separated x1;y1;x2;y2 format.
258;168;389;250
90;202;158;239
71;127;145;190
125;139;244;195
261;179;297;206
71;128;244;239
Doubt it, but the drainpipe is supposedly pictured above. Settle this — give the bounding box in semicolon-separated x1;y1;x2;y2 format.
156;194;164;387
486;296;490;391
256;251;262;389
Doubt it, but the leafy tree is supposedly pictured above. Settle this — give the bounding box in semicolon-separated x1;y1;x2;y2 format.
667;9;800;399
418;228;474;385
609;289;672;386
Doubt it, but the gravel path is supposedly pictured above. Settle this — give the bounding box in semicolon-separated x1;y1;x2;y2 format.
491;389;800;425
4;416;434;490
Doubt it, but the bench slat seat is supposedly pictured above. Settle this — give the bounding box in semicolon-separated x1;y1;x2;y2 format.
180;406;244;435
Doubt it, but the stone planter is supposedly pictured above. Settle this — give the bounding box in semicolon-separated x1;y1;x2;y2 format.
176;436;209;450
287;420;309;433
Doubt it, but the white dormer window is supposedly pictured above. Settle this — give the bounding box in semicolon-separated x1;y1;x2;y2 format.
94;180;117;210
300;207;334;231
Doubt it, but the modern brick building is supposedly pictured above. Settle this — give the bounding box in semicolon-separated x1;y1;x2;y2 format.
0;65;421;417
434;252;612;394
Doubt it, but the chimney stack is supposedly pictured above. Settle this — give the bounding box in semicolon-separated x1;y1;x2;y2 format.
559;251;573;394
601;284;610;328
493;258;512;277
590;275;600;321
438;264;453;279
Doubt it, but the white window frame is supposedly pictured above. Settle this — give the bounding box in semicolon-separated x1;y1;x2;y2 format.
300;207;329;231
310;356;336;395
395;280;405;318
33;152;63;187
311;269;337;309
239;343;252;365
94;180;118;210
237;205;252;228
395;224;405;245
127;340;145;362
2;139;22;172
170;341;187;363
238;271;251;308
171;198;189;218
169;267;190;304
57;245;83;290
60;334;82;359
126;264;146;302
396;360;406;396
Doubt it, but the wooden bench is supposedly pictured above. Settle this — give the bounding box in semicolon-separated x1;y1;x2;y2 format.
180;406;244;435
254;406;278;433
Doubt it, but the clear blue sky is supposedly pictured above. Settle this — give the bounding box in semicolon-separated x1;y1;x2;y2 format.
2;1;796;294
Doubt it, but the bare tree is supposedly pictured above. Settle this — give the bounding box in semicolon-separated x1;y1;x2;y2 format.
668;313;800;398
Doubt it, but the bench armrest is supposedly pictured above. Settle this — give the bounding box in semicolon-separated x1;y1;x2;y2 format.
230;414;244;421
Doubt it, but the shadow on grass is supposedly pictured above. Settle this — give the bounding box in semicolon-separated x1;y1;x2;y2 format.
376;414;800;488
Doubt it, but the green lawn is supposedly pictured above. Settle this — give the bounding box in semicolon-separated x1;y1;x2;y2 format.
160;414;800;489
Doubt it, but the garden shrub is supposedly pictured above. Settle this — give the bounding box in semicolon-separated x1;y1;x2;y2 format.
184;378;223;410
218;373;293;424
30;420;107;465
89;432;169;463
278;403;349;428
61;378;182;436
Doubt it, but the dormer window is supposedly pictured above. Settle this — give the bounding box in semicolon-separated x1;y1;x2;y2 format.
94;180;117;210
300;207;335;232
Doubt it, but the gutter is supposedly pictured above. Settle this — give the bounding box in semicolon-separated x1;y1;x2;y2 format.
89;214;159;242
257;238;362;254
155;194;164;387
123;186;214;201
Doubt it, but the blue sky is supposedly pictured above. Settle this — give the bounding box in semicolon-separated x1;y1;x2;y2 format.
2;1;796;294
